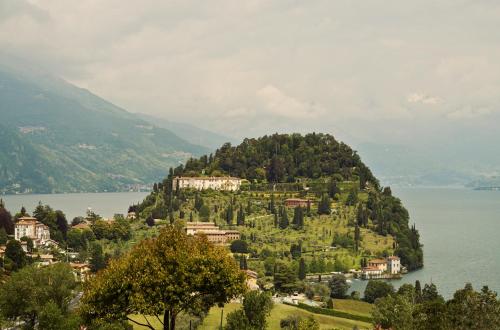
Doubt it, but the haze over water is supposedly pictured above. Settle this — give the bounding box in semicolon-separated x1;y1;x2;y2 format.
3;188;499;298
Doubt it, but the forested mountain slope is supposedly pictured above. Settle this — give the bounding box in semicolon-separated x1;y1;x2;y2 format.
0;66;207;194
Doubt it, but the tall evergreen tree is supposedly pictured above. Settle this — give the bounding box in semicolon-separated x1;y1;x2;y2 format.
279;207;289;229
354;225;361;252
298;258;307;280
293;206;304;229
318;194;331;215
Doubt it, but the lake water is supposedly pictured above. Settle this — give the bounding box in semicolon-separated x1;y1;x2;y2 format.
0;192;149;220
2;188;499;298
349;187;500;299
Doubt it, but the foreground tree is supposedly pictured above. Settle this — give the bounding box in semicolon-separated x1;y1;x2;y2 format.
80;227;246;330
364;280;394;303
329;274;349;299
0;263;78;329
226;291;273;330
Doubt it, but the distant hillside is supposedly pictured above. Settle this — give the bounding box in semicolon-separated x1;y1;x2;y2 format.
137;114;237;150
0;66;208;194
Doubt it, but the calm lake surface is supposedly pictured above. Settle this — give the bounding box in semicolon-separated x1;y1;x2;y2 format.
350;187;500;298
0;192;148;220
2;188;499;298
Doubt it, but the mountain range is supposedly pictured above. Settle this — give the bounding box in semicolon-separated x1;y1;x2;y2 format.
0;65;209;194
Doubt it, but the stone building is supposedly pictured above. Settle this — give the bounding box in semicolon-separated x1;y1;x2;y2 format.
173;176;242;191
185;222;240;244
14;217;51;247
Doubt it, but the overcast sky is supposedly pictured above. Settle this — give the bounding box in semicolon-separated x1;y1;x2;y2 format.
1;0;499;148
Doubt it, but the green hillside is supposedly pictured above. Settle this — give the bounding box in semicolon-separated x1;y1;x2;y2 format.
133;133;423;278
0;67;208;194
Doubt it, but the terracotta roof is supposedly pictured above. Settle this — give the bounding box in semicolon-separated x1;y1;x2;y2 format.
72;223;90;230
387;256;400;260
369;259;387;264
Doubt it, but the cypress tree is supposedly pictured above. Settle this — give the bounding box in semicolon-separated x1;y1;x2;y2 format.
279;207;289;229
298;258;307;280
354;225;361;252
318;194;331;215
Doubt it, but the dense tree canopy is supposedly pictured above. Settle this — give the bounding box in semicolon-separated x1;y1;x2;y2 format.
80;227;246;330
179;133;379;186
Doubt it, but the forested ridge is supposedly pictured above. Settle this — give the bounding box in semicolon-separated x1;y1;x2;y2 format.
137;133;423;271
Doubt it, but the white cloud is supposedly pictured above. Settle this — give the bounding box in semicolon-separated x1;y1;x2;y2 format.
407;93;441;105
256;85;324;119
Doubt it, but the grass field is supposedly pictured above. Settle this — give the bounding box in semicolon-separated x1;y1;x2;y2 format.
130;301;373;330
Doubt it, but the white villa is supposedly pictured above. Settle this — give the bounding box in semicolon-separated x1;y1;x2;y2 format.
173;176;242;191
14;217;51;247
362;256;401;279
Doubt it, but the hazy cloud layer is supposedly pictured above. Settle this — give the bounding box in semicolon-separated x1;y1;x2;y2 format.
1;0;500;147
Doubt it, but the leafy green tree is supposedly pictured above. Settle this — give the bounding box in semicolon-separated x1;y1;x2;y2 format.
274;261;299;293
0;263;77;329
89;242;106;273
346;188;358;206
80;227;246;330
230;240;249;254
146;215;155;227
5;240;27;271
372;292;415;330
0;202;14;235
328;274;349;299
446;284;500;329
226;291;273;330
328;180;340;199
55;210;68;239
317;194;331;215
198;205;210;221
364;280;394;303
0;227;7;245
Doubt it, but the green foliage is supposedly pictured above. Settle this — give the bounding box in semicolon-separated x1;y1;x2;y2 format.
363;280;395;303
230;240;249;254
345;188;359;206
0;227;7;245
373;282;500;330
0;202;14;234
0;263;77;328
317;194;331;215
226;291;273;330
298;258;306;280
89;242;106;273
328;274;350;299
5;240;27;271
180;133;379;186
199;205;210;221
274;261;299;294
80;227;247;329
280;315;320;330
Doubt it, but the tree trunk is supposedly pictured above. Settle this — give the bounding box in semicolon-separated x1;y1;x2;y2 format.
170;311;176;330
163;310;170;330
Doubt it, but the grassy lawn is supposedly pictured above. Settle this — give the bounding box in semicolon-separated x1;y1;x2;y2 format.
332;299;373;317
130;302;373;329
198;303;372;330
